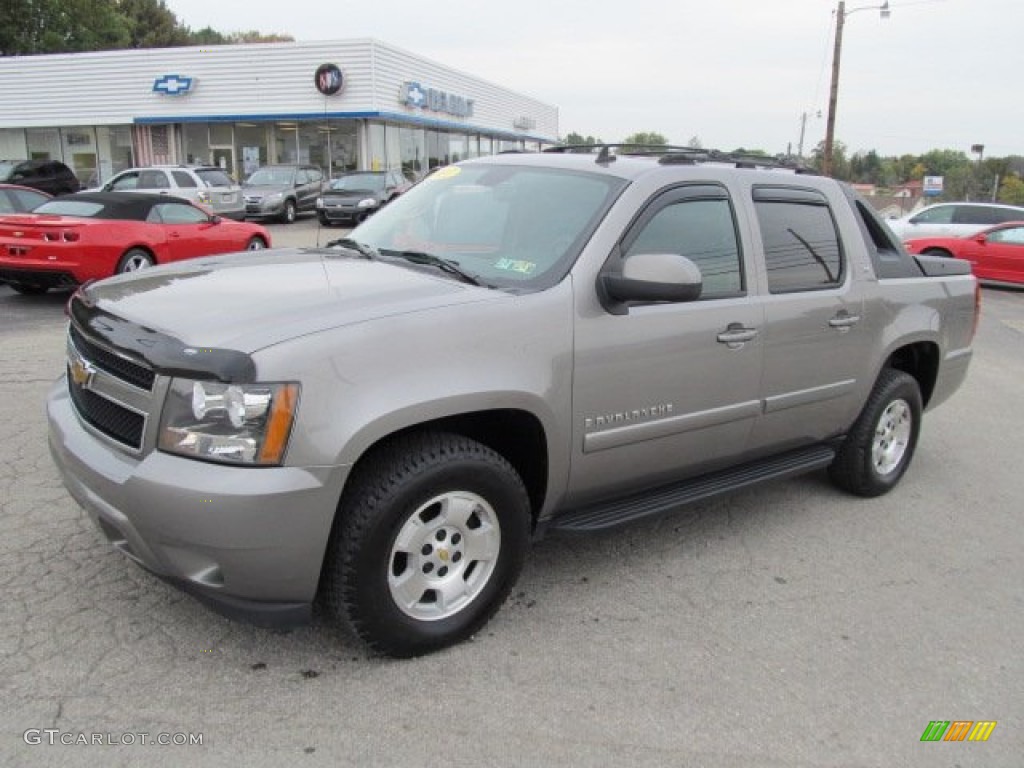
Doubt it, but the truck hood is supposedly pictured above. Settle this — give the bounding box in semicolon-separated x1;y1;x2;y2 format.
78;248;502;352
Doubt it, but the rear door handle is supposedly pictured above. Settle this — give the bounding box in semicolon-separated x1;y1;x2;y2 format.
829;312;861;330
717;324;759;349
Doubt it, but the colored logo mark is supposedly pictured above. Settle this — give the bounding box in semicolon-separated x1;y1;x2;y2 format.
153;74;194;96
920;721;997;742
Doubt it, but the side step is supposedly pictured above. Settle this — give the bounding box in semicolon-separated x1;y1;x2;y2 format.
548;445;837;533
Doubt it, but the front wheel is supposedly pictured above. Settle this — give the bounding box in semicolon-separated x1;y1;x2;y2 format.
280;199;297;224
322;432;531;657
116;248;154;274
829;369;922;497
245;236;267;250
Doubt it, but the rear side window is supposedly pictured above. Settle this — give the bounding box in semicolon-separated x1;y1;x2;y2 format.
754;187;843;293
138;170;169;188
172;170;198;188
993;207;1024;224
953;206;1000;225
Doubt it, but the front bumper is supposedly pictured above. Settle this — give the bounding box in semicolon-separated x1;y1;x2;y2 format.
47;377;348;629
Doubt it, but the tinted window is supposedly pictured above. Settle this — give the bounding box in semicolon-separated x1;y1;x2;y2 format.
911;206;954;224
109;172;140;190
194;168;234;187
138;170;169;188
149;203;207;224
625;197;743;297
755;191;843;293
993;207;1024;224
172;170;198;188
988;226;1024;245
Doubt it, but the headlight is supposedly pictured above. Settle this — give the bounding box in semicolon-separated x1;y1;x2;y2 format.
316;197;324;208
158;379;300;466
357;197;378;209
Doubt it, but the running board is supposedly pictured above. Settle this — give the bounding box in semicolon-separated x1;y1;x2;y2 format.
549;445;837;533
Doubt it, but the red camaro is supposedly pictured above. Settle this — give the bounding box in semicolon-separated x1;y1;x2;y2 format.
0;191;271;294
904;221;1024;287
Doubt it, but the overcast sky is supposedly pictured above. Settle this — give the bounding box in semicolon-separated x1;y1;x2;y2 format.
164;0;1021;159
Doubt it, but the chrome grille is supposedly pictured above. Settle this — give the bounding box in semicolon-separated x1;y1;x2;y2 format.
67;326;156;452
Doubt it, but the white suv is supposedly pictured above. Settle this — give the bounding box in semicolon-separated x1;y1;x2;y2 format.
888;202;1024;241
98;166;246;220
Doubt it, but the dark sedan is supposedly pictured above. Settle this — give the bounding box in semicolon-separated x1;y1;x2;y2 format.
316;170;409;226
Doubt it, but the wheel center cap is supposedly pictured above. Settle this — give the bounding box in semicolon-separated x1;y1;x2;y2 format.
438;549;450;563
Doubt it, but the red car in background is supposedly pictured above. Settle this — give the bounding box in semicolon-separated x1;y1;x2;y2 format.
904;221;1024;288
0;192;271;295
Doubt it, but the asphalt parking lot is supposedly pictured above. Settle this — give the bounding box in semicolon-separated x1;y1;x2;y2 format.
1;232;1021;766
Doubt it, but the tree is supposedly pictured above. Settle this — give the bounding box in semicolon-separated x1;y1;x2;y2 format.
998;175;1024;205
117;0;189;48
225;30;294;44
811;140;850;180
620;132;668;149
1;0;130;55
562;132;601;147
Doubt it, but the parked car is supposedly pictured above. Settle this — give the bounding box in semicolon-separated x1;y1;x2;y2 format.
243;164;325;223
887;201;1024;240
0;159;81;196
98;165;246;220
316;170;410;226
904;221;1024;287
0;183;50;214
0;192;270;294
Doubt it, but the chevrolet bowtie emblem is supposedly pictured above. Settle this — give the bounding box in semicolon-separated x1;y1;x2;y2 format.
70;358;95;387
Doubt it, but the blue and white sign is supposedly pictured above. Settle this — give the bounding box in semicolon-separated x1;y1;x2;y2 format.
400;81;474;118
152;74;195;96
923;176;944;197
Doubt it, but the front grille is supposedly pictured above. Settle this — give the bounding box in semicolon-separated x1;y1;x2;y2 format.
67;324;156;452
69;325;154;390
68;379;145;449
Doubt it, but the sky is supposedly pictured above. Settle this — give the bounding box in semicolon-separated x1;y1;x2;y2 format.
163;0;1021;159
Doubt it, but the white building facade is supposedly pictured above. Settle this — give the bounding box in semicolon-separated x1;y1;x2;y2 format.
0;39;559;186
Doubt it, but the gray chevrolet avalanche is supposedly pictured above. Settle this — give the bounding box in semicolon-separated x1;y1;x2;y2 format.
48;148;977;657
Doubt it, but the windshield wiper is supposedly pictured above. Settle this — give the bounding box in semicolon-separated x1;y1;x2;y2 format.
379;249;490;287
326;237;378;260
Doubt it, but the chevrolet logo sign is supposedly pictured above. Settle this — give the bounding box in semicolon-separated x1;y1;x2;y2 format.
69;356;96;388
153;74;194;96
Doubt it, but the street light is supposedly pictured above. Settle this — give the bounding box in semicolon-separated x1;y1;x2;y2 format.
822;1;890;176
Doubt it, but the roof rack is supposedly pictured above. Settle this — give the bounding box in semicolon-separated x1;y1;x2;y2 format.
542;144;817;174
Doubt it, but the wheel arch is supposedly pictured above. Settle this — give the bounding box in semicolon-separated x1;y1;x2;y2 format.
883;341;940;407
339;408;550;528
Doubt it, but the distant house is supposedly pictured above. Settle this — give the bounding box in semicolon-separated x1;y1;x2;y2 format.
851;183;877;196
893;180;923;198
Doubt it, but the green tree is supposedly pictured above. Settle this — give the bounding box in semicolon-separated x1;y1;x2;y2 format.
811;140;850;180
117;0;189;48
226;30;294;44
1;0;130;55
620;132;668;149
188;26;228;45
562;132;601;147
997;175;1024;205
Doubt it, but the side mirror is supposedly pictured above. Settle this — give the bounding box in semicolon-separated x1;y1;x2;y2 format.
210;215;222;225
599;252;702;315
974;233;987;244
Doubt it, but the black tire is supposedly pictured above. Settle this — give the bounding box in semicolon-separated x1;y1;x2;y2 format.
281;199;297;224
245;236;268;251
922;247;953;259
322;431;531;657
116;248;154;274
8;283;49;295
318;213;331;227
829;369;922;497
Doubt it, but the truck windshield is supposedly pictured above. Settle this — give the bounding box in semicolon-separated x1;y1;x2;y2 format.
345;163;626;291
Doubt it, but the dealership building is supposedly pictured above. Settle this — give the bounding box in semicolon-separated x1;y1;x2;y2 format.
0;39;559;186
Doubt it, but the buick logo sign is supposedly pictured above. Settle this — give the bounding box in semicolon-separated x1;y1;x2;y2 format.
315;63;344;96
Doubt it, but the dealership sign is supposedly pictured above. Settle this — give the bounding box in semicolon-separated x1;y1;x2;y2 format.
923;176;944;197
400;81;474;118
152;74;194;96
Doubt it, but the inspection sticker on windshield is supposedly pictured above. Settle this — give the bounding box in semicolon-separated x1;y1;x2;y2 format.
430;166;462;181
494;258;537;275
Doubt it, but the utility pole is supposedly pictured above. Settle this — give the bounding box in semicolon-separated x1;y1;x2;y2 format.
822;2;846;177
798;111;808;160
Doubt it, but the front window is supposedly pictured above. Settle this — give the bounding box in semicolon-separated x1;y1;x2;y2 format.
988;226;1024;245
911;205;953;224
345;162;626;291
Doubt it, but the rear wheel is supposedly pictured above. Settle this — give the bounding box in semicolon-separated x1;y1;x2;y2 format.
322;432;531;657
922;247;954;258
116;248;154;274
829;369;922;497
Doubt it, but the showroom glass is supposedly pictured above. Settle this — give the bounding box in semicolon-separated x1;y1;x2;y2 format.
350;163;626;292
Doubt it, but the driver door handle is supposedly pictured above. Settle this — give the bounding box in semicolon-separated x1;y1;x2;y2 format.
717;323;759;349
